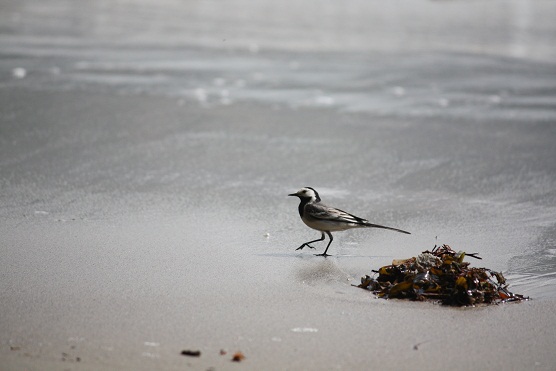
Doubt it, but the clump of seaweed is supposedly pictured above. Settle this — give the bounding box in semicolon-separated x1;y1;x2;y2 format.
358;244;528;306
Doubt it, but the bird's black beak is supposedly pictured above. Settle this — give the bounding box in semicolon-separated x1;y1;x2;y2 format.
288;193;297;197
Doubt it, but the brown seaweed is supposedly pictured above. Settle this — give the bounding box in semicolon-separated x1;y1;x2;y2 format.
357;245;528;306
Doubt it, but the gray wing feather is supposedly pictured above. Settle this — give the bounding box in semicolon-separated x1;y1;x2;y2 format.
305;203;411;234
305;203;368;224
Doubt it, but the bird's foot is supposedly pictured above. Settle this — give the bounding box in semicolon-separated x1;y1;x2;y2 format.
314;253;331;257
296;244;316;251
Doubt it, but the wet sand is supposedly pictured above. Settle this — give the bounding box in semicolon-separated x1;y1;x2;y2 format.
1;89;555;370
2;0;556;370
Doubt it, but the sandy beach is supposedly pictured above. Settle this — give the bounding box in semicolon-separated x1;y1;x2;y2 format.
2;0;556;370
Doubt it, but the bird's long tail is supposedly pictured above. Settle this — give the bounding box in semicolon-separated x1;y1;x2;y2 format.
363;223;411;234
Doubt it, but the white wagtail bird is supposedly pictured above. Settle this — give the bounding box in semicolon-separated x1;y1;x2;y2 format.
288;187;410;257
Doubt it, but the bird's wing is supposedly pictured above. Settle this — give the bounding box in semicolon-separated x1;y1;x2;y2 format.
306;203;411;234
305;203;368;225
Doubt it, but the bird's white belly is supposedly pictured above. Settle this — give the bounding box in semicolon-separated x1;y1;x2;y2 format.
302;216;363;232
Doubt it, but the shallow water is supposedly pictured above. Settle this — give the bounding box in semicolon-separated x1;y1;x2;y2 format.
1;0;556;302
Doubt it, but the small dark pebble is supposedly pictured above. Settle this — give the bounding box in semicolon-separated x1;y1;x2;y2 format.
181;350;201;357
231;351;245;362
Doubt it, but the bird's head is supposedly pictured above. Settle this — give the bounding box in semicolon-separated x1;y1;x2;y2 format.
288;187;321;202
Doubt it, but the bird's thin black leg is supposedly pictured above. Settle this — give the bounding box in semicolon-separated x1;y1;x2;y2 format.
315;231;334;257
296;232;325;251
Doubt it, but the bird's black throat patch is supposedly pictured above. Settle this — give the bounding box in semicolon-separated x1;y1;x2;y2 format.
298;197;310;217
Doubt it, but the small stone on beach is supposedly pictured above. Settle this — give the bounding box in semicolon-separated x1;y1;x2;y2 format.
181;349;201;357
231;351;245;362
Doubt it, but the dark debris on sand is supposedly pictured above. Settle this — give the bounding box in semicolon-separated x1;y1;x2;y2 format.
357;244;528;306
231;351;246;362
180;349;201;357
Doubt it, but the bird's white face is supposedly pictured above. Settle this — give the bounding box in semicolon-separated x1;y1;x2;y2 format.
291;187;319;202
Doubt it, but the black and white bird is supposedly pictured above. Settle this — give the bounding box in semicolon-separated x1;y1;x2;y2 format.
288;187;410;256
